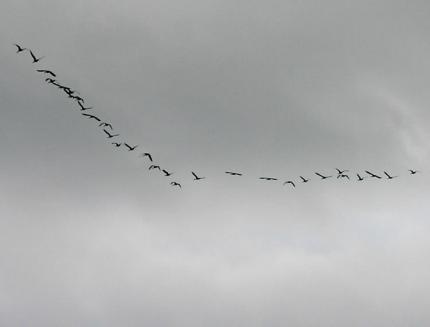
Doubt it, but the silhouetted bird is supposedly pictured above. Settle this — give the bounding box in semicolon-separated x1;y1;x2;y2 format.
283;181;295;187
365;170;382;179
162;169;173;177
124;143;138;151
140;153;153;162
357;174;365;181
14;43;26;53
29;50;44;63
335;168;349;175
225;171;243;176
171;182;181;188
81;113;101;121
103;129;119;139
70;95;84;103
149;165;161;171
192;172;205;180
111;142;122;147
99;122;112;129
259;177;278;181
338;174;350;180
37;69;56;77
45;78;56;84
384;171;398;180
315;172;332;180
77;101;92;111
300;176;310;183
409;169;419;175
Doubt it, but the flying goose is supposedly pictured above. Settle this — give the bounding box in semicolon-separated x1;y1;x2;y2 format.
225;171;243;176
335;168;349;175
365;170;382;179
162;169;173;177
81;113;101;121
283;180;295;187
77;101;92;111
103;129;119;138
300;176;310;183
384;171;398;180
192;172;205;180
140;153;153;162
124;143;138;151
99;122;112;129
259;177;278;181
171;182;181;188
29;50;44;63
36;69;56;77
315;172;332;180
14;43;27;53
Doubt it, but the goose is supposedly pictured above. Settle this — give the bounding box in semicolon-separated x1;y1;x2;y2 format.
171;182;181;188
384;171;398;180
29;50;44;63
365;170;382;179
140;153;153;162
283;181;295;187
14;43;27;53
162;169;173;177
225;171;243;176
315;172;332;180
103;130;119;139
300;176;310;183
192;172;205;180
124;143;138;151
81;113;101;121
36;69;56;77
259;177;278;181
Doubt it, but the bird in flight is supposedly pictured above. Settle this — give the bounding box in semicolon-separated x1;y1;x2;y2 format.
45;77;56;84
338;174;350;180
111;142;122;147
259;177;278;181
77;101;92;111
192;172;205;180
335;168;349;175
14;43;27;53
29;50;44;63
283;180;295;187
162;169;173;177
315;172;332;180
300;176;310;183
103;129;119;139
365;170;382;179
70;95;85;103
409;169;419;175
99;122;112;129
171;182;181;188
149;165;161;171
225;171;243;176
81;113;101;121
140;153;153;162
124;143;138;151
384;171;398;180
36;69;56;77
356;173;365;181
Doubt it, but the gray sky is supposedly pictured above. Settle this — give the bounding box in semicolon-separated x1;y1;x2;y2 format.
1;0;430;326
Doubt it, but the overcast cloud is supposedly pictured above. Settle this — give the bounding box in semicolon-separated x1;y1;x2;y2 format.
1;0;430;326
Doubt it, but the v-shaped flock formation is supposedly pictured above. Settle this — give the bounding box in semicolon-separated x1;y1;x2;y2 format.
14;43;422;190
